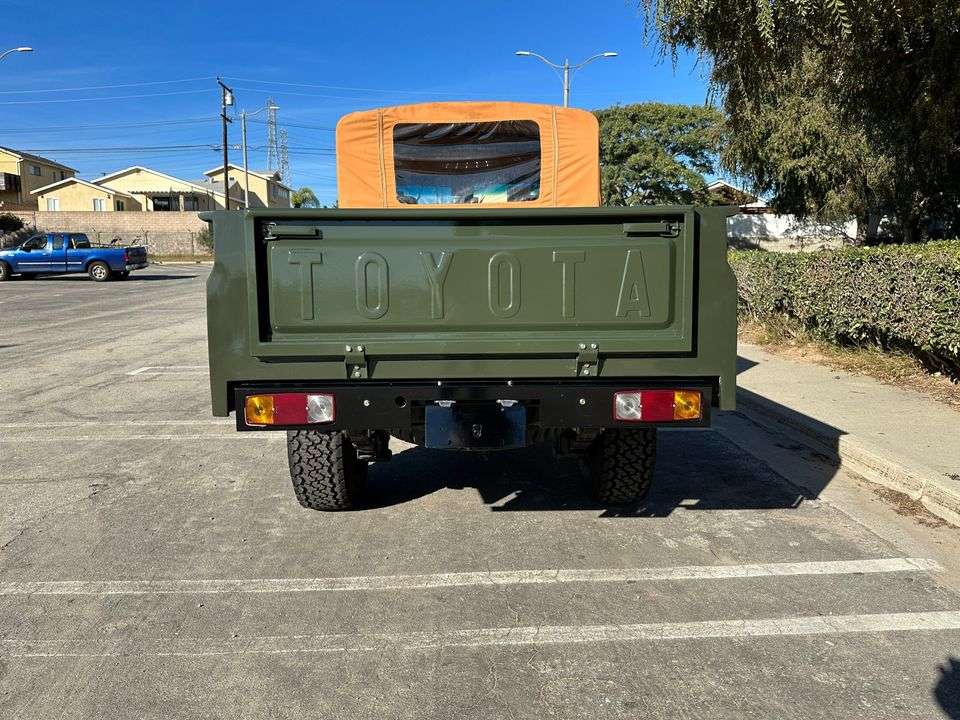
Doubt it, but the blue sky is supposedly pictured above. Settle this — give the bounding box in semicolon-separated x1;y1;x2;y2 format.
0;0;709;204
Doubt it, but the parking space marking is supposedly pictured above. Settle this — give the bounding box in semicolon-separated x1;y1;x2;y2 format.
0;420;229;428
126;365;207;376
5;610;960;658
0;434;281;443
0;558;941;596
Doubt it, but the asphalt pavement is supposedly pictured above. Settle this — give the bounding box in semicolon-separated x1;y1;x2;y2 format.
1;265;959;719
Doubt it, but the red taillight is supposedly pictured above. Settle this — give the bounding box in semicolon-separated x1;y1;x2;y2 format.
613;390;702;422
123;249;130;261
244;393;335;426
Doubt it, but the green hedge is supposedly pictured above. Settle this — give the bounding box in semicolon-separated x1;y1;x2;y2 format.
729;242;960;377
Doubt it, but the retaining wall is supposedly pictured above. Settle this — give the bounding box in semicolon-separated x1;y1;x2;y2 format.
9;210;211;256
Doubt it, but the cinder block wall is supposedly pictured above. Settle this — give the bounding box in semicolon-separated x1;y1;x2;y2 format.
10;211;211;256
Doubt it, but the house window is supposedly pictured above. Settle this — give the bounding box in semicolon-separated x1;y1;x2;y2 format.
46;197;59;211
60;170;67;180
115;200;125;211
30;165;42;176
182;196;200;211
92;198;105;211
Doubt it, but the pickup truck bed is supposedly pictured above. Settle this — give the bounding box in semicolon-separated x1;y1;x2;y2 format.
205;206;737;509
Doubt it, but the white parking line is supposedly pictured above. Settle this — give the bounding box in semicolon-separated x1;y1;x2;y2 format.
0;557;941;596
126;365;207;376
5;610;960;657
0;434;282;443
0;420;229;428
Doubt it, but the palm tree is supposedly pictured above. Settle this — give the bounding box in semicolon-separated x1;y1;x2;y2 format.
291;187;320;208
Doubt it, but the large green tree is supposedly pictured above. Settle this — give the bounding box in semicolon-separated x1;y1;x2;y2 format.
640;0;960;241
595;102;724;206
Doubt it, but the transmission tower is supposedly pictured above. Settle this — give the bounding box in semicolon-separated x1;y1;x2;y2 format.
266;99;279;171
279;128;290;186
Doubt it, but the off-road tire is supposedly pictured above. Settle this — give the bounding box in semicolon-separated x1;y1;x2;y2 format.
88;261;111;282
286;430;368;511
0;262;10;281
588;428;657;505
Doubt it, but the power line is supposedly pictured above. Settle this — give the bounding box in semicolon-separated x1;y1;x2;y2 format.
222;76;464;96
247;118;335;132
0;116;217;133
0;89;210;106
0;76;217;95
20;144;215;153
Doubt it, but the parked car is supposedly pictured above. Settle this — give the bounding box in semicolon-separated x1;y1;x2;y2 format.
204;101;737;511
0;232;148;281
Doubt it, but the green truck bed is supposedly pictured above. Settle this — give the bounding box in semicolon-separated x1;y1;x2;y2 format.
204;205;737;417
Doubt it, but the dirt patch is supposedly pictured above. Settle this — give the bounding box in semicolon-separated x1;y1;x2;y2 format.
739;320;960;410
870;485;947;528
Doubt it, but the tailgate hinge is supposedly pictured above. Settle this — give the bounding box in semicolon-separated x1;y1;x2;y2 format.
575;342;600;377
344;344;368;379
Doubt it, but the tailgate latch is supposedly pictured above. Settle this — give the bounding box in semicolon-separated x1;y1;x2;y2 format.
344;344;368;379
576;343;599;377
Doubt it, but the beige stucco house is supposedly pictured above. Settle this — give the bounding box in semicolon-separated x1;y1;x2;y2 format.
32;165;243;212
29;177;137;211
93;166;243;211
203;163;291;208
0;146;76;210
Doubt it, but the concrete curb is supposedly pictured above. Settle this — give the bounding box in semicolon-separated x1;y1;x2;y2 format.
735;391;960;527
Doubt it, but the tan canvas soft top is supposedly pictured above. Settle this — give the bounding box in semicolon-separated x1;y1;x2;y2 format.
336;101;600;208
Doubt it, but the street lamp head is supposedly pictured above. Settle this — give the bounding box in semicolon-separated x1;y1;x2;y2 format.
602;52;618;57
267;104;280;111
16;47;33;53
515;50;531;56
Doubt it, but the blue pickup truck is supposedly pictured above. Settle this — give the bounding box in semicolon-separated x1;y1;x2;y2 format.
0;232;148;282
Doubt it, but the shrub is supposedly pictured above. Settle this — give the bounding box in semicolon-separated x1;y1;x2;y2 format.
729;242;960;378
0;212;24;235
195;225;213;253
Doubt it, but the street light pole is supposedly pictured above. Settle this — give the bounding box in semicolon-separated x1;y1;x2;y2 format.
0;47;33;64
217;77;233;210
241;111;249;209
239;102;279;209
515;50;617;107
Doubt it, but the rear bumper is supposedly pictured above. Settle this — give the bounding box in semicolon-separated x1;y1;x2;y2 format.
125;262;148;271
233;381;713;438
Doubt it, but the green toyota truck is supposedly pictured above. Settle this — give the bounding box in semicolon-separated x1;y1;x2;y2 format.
204;101;737;511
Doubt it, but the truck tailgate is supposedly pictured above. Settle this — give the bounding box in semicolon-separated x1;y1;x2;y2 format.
249;211;694;359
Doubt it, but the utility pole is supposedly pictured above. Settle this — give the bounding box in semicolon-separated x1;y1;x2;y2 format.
217;78;234;210
562;59;570;108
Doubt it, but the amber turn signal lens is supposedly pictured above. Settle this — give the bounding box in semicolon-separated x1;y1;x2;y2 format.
673;390;702;420
245;394;275;426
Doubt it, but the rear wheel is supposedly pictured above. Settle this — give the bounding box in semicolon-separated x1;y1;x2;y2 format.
87;261;111;282
286;430;368;511
0;262;10;281
587;428;657;505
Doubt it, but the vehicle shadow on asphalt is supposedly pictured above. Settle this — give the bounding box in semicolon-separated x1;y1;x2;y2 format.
362;428;822;517
357;354;844;515
26;274;197;282
936;657;960;719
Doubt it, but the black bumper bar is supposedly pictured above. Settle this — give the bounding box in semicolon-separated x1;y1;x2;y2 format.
233;380;713;433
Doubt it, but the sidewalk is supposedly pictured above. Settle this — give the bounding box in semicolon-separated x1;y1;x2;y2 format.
732;342;960;525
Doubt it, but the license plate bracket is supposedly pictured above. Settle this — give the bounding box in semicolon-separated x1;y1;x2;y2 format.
425;403;526;450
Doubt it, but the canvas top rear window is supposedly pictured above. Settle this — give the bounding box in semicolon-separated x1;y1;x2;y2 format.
393;120;541;205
